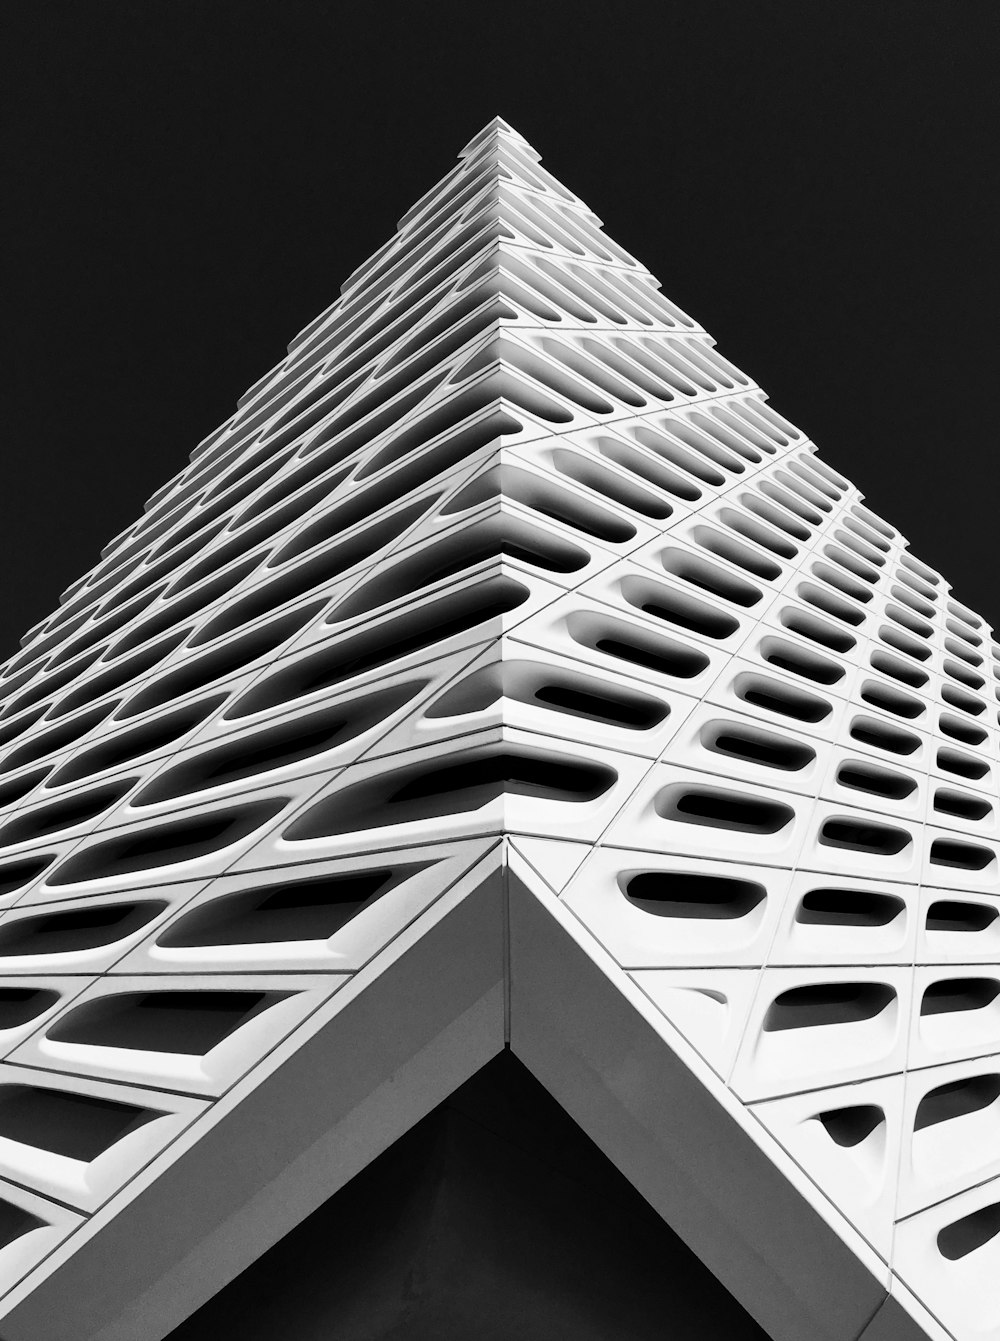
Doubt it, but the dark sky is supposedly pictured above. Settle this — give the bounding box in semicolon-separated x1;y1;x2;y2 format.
2;1;998;662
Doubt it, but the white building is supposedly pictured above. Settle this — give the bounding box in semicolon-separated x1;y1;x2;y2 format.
0;117;990;1341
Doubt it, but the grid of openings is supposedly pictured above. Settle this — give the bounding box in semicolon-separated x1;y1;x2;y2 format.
0;117;990;1341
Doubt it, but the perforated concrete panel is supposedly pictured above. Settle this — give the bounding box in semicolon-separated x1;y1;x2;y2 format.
0;117;990;1340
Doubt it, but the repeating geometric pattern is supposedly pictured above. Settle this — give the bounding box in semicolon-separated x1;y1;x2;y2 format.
0;116;993;1339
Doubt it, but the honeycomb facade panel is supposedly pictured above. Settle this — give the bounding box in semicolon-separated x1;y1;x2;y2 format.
0;117;992;1339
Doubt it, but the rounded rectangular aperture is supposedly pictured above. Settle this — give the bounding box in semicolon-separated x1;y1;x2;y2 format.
916;1076;1000;1131
655;785;793;834
848;717;920;757
49;800;287;885
779;608;856;654
929;839;994;871
47;989;285;1055
659;549;762;609
567;612;710;681
0;901;166;956
284;749;616;840
835;762;916;800
157;867;419;948
735;673;831;724
230;576;528;720
623;871;765;920
921;978;1000;1017
796;888;904;928
763;982;895;1032
926;900;998;933
759;637;843;686
622;577;740;640
138;682;423;805
0;1085;157;1162
818;818;911;856
933;789;992;822
937;747;990;781
700;722;814;772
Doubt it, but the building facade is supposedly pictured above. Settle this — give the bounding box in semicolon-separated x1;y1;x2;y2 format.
0;118;990;1340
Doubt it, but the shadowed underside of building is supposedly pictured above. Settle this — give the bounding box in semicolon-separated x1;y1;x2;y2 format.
168;1052;768;1341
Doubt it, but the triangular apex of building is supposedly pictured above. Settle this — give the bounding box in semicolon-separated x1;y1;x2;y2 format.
0;117;990;1341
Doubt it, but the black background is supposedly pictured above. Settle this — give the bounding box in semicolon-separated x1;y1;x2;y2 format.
2;1;998;661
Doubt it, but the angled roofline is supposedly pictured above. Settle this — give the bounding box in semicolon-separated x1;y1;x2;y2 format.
0;853;929;1341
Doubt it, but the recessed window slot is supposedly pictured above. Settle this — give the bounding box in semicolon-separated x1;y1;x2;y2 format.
869;650;928;688
944;659;985;690
860;681;924;720
120;606;318;720
780;609;856;654
849;717;920;756
798;582;866;627
879;625;931;662
47;989;284;1055
230;577;528;718
332;518;587;625
622;577;740;640
701;723;814;771
926;901;998;933
158;869;414;947
887;604;933;641
0;768;49;810
760;638;843;685
944;637;983;667
0;902;166;955
898;552;939;586
0;1202;43;1250
939;714;987;746
284;750;616;839
49;695;225;788
921;978;999;1015
0;779;135;847
890;584;935;620
759;480;821;526
0;988;59;1029
718;508;797;559
796;888;904;927
819;819;910;855
623;872;765;919
937;747;989;781
49;800;286;885
660;550;763;608
0;1085;157;1162
834;528;886;567
567;613;709;680
655;786;793;833
916;1076;1000;1130
817;1106;884;1147
929;839;994;871
942;684;986;717
739;493;810;542
933;789;992;822
0;857;53;897
630;425;724;486
836;763;916;800
842;515;890;553
3;701;120;773
736;674;831;723
691;527;781;580
764;983;894;1031
597;435;701;502
139;684;422;804
811;562;872;605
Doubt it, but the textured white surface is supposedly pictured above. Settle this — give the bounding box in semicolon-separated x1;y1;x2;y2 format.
0;116;991;1338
